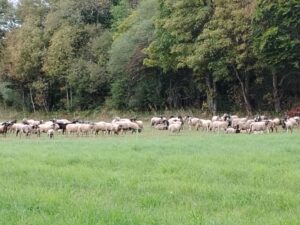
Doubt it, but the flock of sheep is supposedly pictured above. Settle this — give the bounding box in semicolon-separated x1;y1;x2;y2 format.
151;114;300;134
0;114;299;139
0;117;143;138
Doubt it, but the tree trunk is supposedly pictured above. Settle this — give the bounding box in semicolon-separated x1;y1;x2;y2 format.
233;66;252;116
205;74;217;115
272;72;281;113
29;87;36;113
22;88;25;113
66;86;70;110
70;87;73;109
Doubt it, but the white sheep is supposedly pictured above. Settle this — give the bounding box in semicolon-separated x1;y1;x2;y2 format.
168;122;183;133
249;121;269;134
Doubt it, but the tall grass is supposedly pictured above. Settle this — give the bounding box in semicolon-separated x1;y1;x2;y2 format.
0;130;300;225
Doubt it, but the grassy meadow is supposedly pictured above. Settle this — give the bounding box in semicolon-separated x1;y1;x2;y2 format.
0;128;300;225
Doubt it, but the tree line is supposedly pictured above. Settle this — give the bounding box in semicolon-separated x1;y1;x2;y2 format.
0;0;299;115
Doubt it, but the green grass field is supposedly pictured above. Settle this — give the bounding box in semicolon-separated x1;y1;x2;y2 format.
0;129;300;225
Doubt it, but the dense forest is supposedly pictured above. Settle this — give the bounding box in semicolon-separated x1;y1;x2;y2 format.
0;0;299;115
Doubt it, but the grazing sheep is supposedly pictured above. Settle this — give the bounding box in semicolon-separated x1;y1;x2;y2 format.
113;121;130;134
0;123;10;137
168;122;183;133
249;121;270;134
135;120;144;130
54;119;72;124
110;123;122;135
231;117;247;128
23;119;42;126
150;116;166;127
282;118;297;133
94;122;109;135
168;116;184;126
66;124;80;135
270;118;281;132
78;123;94;136
128;121;142;133
187;117;200;130
211;121;230;133
225;126;240;134
17;125;39;137
154;123;168;130
196;119;212;132
38;123;56;134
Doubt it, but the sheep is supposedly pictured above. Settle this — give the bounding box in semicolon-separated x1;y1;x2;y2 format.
154;123;168;130
151;116;166;126
249;121;270;134
238;119;254;132
113;121;130;134
94;122;109;135
212;116;220;122
38;123;56;134
270;118;281;132
230;115;239;120
168;121;183;133
0;123;10;137
196;119;212;132
282;118;297;133
187;117;200;130
135;120;144;130
168;116;183;125
128;121;142;133
78;123;94;136
231;117;247;128
254;115;268;122
211;120;230;133
110;123;122;135
23;119;42;126
112;117;131;124
66;124;80;135
54;119;72;124
47;129;54;139
17;125;39;137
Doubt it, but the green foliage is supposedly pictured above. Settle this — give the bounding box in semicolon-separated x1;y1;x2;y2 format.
253;0;300;70
0;82;22;108
108;0;158;110
145;0;213;71
0;0;300;113
0;0;16;39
